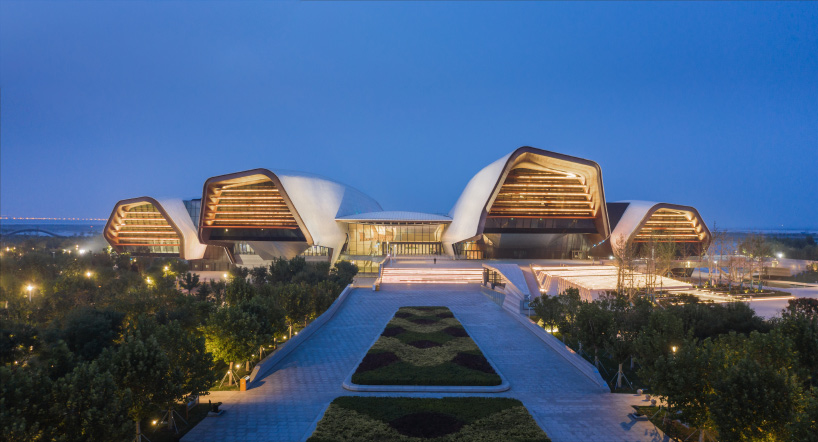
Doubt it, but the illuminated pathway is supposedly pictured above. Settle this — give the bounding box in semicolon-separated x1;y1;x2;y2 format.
182;285;664;442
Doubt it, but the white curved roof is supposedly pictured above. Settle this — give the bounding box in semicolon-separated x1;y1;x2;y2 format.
442;146;610;247
200;168;382;262
335;211;452;223
608;200;711;256
443;152;513;245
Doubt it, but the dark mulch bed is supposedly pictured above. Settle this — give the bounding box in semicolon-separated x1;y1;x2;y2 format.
442;326;469;337
452;352;496;374
307;397;551;442
352;306;502;386
389;411;464;438
407;339;443;349
357;351;400;372
381;326;405;337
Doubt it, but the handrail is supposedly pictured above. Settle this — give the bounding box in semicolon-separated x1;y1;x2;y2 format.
374;254;392;287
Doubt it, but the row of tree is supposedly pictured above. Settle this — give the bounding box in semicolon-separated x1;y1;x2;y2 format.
531;290;818;441
1;238;356;441
1;314;215;442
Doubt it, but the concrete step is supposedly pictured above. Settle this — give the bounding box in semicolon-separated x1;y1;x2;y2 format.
381;267;483;284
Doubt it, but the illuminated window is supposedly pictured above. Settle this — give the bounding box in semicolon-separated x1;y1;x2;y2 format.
110;203;180;255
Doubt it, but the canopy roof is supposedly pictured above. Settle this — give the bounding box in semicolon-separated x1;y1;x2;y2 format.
336;211;452;223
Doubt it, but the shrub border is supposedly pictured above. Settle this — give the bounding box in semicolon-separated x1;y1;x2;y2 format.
342;307;510;392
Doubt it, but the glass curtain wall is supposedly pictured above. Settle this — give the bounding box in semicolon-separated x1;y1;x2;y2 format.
345;223;445;256
183;199;202;228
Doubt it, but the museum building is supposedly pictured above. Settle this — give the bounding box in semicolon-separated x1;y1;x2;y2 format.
104;147;711;274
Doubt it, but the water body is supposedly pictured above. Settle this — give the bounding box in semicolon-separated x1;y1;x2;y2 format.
0;219;105;237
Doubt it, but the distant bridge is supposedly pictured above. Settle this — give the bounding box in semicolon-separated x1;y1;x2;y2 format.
0;228;65;238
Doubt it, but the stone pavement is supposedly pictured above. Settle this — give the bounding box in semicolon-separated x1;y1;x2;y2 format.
183;285;665;442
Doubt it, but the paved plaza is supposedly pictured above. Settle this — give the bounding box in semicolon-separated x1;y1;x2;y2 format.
183;285;665;442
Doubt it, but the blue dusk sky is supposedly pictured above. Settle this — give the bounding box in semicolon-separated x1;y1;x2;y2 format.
1;1;816;229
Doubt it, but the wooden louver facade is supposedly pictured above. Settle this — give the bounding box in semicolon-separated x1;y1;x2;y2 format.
106;202;181;255
633;208;705;243
487;168;596;219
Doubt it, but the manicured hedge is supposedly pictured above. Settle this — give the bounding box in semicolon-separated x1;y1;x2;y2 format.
308;397;550;442
350;306;501;386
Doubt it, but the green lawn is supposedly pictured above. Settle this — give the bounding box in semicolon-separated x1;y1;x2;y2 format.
350;306;502;386
308;397;550;442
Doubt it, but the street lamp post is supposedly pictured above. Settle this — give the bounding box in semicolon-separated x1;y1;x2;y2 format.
26;285;33;302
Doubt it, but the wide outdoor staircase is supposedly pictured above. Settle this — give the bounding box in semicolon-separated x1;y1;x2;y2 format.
380;267;483;284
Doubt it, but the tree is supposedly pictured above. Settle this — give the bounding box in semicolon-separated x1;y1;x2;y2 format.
741;233;771;291
574;300;613;367
272;283;310;337
225;277;256;305
305;280;341;322
705;330;802;442
779;300;818;385
106;334;177;442
0;319;39;365
605;295;649;389
650;330;805;442
0;365;53;442
180;272;200;295
208;280;226;304
147;320;216;432
331;260;358;287
613;234;637;299
530;294;562;333
249;266;268;286
195;282;212;302
47;308;125;361
556;288;581;344
651;335;713;440
50;361;133;442
634;309;684;385
655;241;677;282
789;386;818;442
229;266;250;281
202;304;266;385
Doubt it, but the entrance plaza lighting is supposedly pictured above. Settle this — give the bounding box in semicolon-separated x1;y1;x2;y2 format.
102;147;712;269
532;265;693;302
85;271;92;278
26;285;33;302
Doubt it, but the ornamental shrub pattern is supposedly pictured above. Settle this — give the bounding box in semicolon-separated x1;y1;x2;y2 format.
307;397;551;442
350;306;502;386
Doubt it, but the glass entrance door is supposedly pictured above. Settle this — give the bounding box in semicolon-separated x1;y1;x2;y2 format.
388;242;442;255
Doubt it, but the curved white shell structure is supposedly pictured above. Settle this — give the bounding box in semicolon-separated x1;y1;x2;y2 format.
442;146;610;253
608;200;711;257
199;168;382;263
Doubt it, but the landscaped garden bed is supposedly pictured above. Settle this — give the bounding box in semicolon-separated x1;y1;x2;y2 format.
307;397;550;442
350;306;502;386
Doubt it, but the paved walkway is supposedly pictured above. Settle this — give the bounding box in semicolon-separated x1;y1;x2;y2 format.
183;285;665;442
